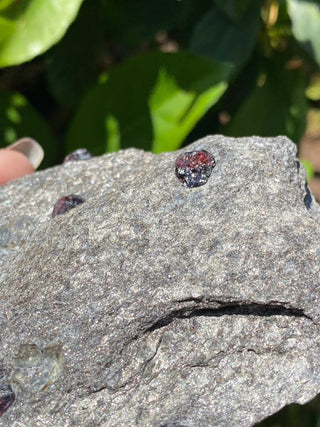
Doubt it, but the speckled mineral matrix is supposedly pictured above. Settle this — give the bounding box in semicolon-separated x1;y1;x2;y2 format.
52;195;85;218
175;150;216;188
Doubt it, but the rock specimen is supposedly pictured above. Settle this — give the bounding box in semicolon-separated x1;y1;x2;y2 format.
0;135;319;426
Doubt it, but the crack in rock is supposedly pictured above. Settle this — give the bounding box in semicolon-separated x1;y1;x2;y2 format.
144;302;312;333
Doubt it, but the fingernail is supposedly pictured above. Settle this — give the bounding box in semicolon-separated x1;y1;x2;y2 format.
6;137;44;169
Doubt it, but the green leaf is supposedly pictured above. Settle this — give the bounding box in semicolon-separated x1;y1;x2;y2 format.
0;0;15;12
213;0;252;22
287;0;320;66
0;15;14;44
105;115;120;153
67;51;232;155
305;74;320;101
222;61;307;144
101;0;183;48
189;0;262;69
300;159;314;181
0;90;56;168
45;0;103;107
0;0;84;67
150;68;227;153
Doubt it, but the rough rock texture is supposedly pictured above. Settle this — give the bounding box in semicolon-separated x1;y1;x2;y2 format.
0;135;320;426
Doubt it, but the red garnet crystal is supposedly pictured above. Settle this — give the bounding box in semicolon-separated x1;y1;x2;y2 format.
52;195;85;218
0;375;15;418
64;148;92;163
0;393;15;417
175;150;216;188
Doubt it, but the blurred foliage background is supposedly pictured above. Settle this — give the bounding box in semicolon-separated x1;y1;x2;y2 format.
1;0;320;424
1;0;320;173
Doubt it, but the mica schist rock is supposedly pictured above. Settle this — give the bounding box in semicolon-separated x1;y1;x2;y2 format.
0;135;319;426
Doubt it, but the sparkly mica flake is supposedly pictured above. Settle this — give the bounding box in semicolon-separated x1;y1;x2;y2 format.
175;150;216;188
52;195;85;218
63;148;93;163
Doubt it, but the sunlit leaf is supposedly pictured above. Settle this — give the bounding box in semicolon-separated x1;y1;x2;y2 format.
67;51;232;155
0;15;14;44
0;0;84;67
150;68;227;153
105;115;121;153
300;159;314;181
305;74;320;101
0;0;15;12
287;0;320;66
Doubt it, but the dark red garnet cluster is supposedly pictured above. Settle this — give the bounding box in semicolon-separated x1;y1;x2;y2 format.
175;150;216;188
52;195;85;218
64;148;92;163
51;148;216;218
0;376;15;418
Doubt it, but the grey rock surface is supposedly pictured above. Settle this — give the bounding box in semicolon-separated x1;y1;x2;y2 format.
0;135;320;426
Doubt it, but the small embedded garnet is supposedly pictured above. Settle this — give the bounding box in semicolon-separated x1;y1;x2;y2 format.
52;195;85;218
64;148;92;163
175;150;216;188
0;386;15;417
